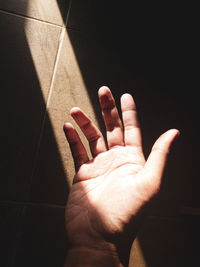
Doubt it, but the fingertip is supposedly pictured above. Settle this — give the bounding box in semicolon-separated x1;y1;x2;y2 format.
63;122;72;129
120;93;133;100
171;129;181;145
63;123;74;135
98;86;111;96
63;122;68;131
167;128;180;141
120;93;136;110
152;128;180;154
70;107;81;116
70;107;80;113
174;128;180;137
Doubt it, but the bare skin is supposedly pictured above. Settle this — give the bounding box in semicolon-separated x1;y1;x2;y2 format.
63;86;180;267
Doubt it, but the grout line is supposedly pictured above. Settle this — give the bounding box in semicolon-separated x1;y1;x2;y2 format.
0;200;65;209
66;26;82;32
0;9;62;28
46;27;65;109
180;206;200;216
27;25;66;199
65;0;73;27
147;215;182;221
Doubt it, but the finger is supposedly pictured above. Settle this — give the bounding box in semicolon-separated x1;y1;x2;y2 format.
144;129;180;191
70;107;107;157
98;86;124;149
121;93;142;149
63;122;89;172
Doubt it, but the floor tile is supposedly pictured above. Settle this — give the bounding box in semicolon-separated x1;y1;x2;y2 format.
0;0;70;26
67;1;107;32
0;12;61;201
0;203;24;267
130;216;200;267
29;113;70;205
29;29;98;204
14;205;68;267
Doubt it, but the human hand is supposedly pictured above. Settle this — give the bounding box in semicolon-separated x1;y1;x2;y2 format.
63;86;180;266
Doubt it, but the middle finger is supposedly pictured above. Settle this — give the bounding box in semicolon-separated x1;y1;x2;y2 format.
98;86;124;149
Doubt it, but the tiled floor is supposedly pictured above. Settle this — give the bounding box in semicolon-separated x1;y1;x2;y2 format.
0;203;24;267
0;1;199;266
0;0;69;25
14;205;67;267
0;9;64;201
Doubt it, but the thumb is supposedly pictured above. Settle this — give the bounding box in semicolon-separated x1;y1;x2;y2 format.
144;129;180;191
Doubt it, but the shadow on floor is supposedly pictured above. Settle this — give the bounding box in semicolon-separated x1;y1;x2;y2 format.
0;1;70;266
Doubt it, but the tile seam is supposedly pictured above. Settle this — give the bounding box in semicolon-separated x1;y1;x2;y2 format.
0;9;63;28
0;200;65;209
27;26;65;200
65;0;73;27
46;27;66;109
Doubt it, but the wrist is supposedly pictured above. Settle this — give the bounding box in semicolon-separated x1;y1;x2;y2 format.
65;223;136;267
65;245;124;267
65;231;133;267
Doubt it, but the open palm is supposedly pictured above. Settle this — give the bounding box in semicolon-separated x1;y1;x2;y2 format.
63;86;179;253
